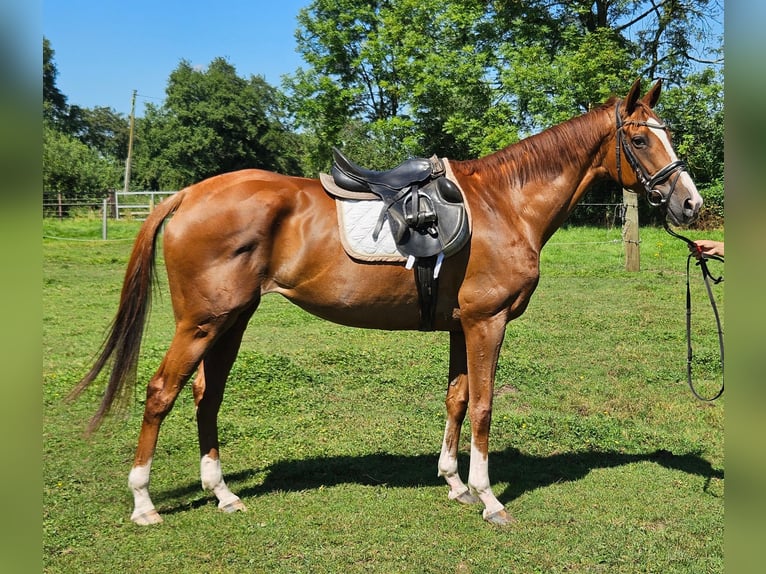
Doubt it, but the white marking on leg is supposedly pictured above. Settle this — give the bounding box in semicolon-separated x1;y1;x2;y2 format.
128;459;160;523
438;421;471;499
467;439;504;518
200;454;242;510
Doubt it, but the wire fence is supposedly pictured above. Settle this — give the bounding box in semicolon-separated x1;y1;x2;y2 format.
43;190;176;220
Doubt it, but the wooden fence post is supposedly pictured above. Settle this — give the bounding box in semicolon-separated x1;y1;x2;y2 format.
102;198;108;240
622;189;640;271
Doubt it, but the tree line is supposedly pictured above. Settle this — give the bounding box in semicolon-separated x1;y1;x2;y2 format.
43;0;724;225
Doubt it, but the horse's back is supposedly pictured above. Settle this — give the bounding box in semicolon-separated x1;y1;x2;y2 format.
163;169;327;245
178;168;321;212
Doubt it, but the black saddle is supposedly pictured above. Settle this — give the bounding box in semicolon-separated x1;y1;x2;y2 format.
329;148;469;260
331;150;436;192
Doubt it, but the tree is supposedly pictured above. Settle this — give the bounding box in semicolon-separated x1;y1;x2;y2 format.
43;37;125;206
490;0;723;134
656;68;724;185
67;105;130;161
43;122;122;208
133;58;301;189
288;0;723;167
288;0;497;168
43;37;68;127
656;67;724;225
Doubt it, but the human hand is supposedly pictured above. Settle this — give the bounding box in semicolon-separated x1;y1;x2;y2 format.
690;239;724;259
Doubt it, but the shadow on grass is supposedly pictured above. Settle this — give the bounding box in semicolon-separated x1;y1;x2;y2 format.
156;447;723;516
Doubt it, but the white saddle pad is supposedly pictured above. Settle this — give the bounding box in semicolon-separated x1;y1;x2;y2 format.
335;199;406;262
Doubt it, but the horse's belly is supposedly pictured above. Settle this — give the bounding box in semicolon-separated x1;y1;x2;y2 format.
265;260;460;331
287;296;423;330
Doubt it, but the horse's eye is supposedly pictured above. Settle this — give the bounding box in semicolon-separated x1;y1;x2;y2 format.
631;136;647;148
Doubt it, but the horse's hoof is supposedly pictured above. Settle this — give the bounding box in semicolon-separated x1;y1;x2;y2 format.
483;508;515;526
219;498;247;514
131;509;163;525
452;489;481;505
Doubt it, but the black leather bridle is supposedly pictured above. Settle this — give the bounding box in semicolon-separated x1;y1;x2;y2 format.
615;101;687;207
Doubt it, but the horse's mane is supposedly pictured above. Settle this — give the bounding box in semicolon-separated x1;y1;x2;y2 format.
451;97;618;189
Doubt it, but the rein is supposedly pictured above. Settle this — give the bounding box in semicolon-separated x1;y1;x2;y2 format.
663;221;724;401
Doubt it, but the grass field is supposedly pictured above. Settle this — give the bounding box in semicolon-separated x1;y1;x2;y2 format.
43;218;724;573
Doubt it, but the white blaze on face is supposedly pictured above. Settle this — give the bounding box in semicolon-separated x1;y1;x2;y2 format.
650;122;703;215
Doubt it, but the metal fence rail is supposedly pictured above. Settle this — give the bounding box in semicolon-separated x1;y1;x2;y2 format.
42;190;177;220
113;190;176;220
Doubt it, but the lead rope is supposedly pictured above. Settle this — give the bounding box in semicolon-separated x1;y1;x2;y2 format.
663;222;724;401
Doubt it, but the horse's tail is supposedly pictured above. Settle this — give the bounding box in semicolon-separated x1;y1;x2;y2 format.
67;190;186;435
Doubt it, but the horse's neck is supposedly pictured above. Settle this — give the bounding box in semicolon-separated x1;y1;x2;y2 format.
456;106;614;246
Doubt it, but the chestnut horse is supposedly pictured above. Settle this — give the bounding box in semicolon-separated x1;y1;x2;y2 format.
71;79;702;526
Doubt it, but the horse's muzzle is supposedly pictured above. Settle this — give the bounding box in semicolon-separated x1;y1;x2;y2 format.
666;193;702;226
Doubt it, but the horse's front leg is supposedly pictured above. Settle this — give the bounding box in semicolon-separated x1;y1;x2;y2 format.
438;330;480;504
463;314;513;525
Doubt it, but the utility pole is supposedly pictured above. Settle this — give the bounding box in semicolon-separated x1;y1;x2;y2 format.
123;89;137;195
118;90;137;220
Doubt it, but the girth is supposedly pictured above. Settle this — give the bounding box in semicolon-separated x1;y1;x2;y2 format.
323;148;471;330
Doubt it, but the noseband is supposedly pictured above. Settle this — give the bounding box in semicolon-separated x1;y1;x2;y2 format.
615;102;687;207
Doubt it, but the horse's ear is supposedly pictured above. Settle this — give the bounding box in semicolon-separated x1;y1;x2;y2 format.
624;79;641;113
642;79;662;108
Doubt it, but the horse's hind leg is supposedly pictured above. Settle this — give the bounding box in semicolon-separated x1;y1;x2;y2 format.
192;302;258;513
438;331;480;505
128;312;242;525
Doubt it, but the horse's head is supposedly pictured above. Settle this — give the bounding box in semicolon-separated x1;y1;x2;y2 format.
613;79;703;225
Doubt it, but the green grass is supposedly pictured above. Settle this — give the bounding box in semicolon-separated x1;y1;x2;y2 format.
43;218;724;573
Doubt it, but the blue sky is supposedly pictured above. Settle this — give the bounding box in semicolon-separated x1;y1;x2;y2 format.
43;1;311;117
43;1;726;119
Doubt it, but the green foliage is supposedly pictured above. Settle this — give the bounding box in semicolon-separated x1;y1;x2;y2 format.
657;68;725;184
43;2;723;222
43;36;128;206
334;117;422;170
43;36;67;127
696;179;725;228
133;58;301;189
289;0;723;166
43;122;122;203
66;104;130;160
290;0;498;160
500;26;639;133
